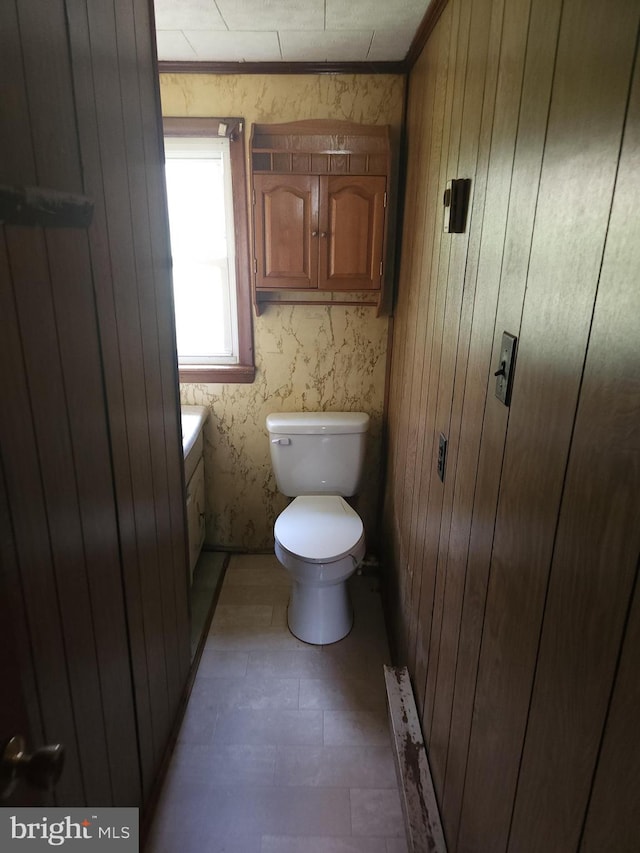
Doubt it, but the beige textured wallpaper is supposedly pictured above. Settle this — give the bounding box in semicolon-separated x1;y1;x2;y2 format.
160;73;405;551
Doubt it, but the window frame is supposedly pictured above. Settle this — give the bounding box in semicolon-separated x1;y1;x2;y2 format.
163;117;255;384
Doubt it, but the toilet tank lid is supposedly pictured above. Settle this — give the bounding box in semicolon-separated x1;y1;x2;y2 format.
266;412;369;435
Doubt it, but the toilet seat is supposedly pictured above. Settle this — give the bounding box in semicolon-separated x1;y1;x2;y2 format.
274;495;364;563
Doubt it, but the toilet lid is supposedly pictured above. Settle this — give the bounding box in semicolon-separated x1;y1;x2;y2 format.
275;495;364;562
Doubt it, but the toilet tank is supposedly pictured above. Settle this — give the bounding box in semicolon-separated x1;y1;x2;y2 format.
266;412;369;497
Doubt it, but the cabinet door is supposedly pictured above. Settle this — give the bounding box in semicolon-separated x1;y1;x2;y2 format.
254;174;318;289
318;175;386;291
186;456;206;583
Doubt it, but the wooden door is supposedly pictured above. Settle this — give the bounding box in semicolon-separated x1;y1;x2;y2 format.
0;480;42;807
318;175;386;290
254;174;318;289
0;0;141;806
0;0;190;808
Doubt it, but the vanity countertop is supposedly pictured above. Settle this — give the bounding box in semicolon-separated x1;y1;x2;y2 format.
181;405;208;460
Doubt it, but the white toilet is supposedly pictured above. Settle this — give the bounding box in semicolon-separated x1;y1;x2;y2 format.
266;411;369;645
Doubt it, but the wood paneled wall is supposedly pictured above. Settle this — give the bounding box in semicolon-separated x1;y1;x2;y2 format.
383;0;640;850
0;0;189;806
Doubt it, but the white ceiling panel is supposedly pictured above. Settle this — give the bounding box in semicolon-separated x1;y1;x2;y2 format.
183;29;282;61
154;0;227;30
280;30;374;62
153;0;433;63
368;26;419;61
214;0;324;31
326;0;430;31
155;30;198;61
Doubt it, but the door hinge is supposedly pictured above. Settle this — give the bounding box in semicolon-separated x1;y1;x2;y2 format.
254;258;257;274
383;192;387;208
252;189;256;205
379;261;384;276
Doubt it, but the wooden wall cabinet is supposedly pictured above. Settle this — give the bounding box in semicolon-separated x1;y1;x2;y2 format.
250;121;391;314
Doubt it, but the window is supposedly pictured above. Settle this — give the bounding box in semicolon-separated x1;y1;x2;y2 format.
163;117;254;383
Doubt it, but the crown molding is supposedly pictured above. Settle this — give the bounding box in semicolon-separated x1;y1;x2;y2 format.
158;60;405;75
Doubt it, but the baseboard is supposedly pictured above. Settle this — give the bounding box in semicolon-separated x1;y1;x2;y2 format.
384;665;448;853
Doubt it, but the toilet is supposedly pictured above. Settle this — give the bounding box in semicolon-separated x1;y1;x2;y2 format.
266;412;369;645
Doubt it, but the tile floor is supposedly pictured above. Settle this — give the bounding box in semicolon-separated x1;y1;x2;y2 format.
146;554;407;853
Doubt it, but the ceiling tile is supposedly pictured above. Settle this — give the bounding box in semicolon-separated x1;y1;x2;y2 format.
155;30;198;61
154;0;432;63
183;30;282;61
280;30;374;62
367;26;417;61
154;0;227;30
215;0;324;31
326;0;430;31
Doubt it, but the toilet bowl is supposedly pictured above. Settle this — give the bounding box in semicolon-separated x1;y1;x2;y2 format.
274;495;365;644
266;411;369;645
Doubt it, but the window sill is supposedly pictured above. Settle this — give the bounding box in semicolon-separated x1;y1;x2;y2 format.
178;363;256;384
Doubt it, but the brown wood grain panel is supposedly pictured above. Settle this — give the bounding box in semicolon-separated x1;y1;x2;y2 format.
132;0;191;692
405;1;460;673
0;477;43;807
424;0;504;760
456;0;639;848
15;0;81;192
410;0;473;710
84;0;171;778
399;10;454;668
402;15;453;672
441;0;563;838
406;0;451;71
64;0;157;794
45;228;142;806
580;566;640;853
428;0;533;825
400;0;459;680
423;0;506;790
0;461;44;759
113;0;182;730
22;0;141;804
0;3;35;184
392;34;440;648
0;234;85;805
2;0;189;809
384;56;433;647
8;228;112;805
577;50;640;853
507;45;640;850
10;0;119;805
0;0;84;806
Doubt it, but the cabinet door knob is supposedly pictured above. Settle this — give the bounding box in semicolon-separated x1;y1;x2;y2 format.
320;231;327;238
311;230;318;237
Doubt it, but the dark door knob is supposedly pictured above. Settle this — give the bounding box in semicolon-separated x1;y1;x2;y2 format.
1;735;65;800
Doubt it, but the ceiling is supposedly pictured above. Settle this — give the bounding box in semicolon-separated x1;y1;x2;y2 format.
154;0;434;64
